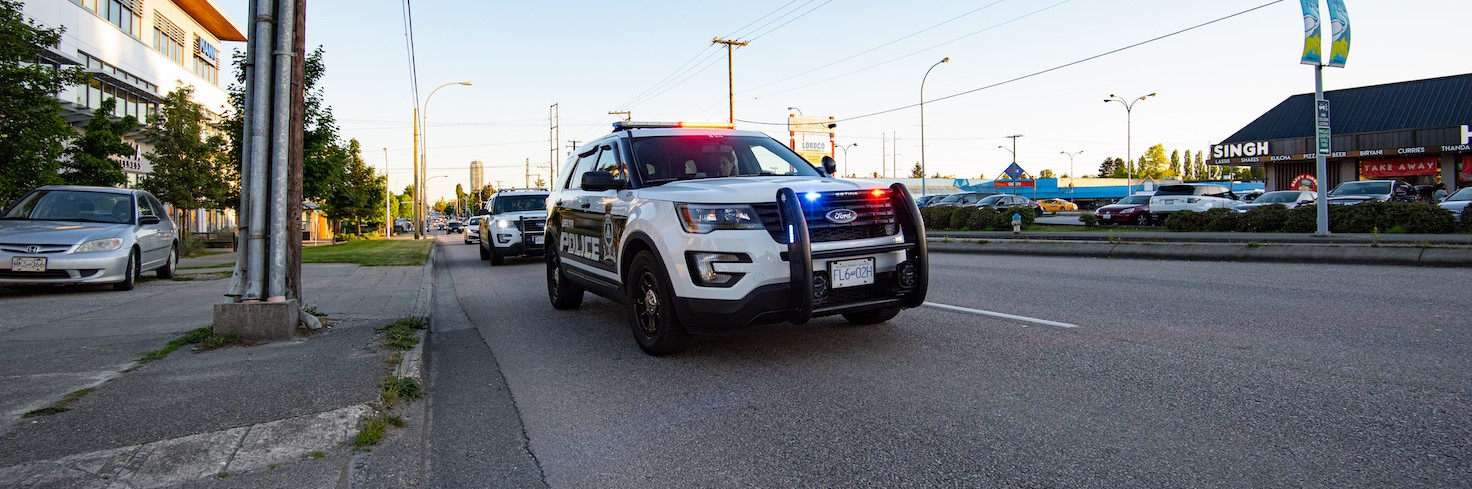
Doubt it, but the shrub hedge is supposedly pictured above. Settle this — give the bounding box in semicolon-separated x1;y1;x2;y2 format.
1162;202;1459;234
922;206;1040;231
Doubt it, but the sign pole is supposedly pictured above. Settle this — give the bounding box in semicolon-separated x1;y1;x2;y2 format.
1313;65;1330;236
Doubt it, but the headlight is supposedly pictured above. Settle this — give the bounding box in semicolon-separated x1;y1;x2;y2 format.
495;219;512;229
675;204;763;234
76;238;124;252
1118;208;1134;213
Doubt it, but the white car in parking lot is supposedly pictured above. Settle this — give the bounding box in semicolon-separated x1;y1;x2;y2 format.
1148;183;1241;219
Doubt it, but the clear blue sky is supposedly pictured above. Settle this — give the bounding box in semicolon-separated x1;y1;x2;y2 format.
216;0;1469;202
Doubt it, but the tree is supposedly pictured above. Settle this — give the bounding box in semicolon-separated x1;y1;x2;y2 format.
1194;152;1206;180
224;47;340;205
60;98;137;187
141;85;231;229
1138;144;1171;179
1097;157;1123;178
909;161;924;179
1038;169;1056;178
533;175;546;188
321;139;385;234
0;0;87;203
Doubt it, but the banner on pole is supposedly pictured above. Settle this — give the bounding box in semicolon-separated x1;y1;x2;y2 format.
1326;0;1351;67
1299;0;1322;65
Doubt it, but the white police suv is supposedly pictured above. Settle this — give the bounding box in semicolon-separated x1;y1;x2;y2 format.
546;121;928;355
478;189;549;265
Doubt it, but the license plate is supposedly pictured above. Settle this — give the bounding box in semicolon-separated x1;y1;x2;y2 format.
11;257;46;272
1101;213;1110;219
530;234;544;245
829;258;875;289
1160;199;1175;205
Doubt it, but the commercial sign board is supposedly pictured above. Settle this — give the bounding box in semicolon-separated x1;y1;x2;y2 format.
788;115;834;165
1360;157;1440;178
1290;173;1318;191
1212;141;1270;159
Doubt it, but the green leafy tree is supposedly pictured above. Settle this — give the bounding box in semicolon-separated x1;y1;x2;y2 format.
1097;157;1124;178
140;85;231;232
1170;150;1181;177
321;139;385;234
1138;144;1171;179
1194;151;1207;180
224;47;340;205
909;161;924;178
1038;169;1056;178
399;184;414;217
0;0;87;203
60;98;138;187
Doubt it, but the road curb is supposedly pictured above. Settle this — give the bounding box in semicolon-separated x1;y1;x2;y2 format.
926;238;1472;267
393;242;435;383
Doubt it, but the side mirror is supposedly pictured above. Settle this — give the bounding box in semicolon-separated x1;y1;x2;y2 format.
820;156;838;176
139;216;161;225
581;171;625;192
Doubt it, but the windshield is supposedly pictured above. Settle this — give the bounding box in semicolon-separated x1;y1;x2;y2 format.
492;195;548;214
1330;181;1390;196
1117;195;1150;205
1445;187;1472;202
1255;191;1302;203
1;189;134;224
631;135;819;184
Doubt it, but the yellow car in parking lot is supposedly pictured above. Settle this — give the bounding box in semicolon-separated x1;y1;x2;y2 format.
1036;198;1078;213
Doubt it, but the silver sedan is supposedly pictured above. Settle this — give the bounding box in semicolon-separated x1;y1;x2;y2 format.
0;186;178;290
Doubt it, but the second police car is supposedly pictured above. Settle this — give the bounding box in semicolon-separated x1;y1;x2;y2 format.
545;121;929;355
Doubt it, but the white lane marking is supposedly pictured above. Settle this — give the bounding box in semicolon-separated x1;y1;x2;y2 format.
923;301;1080;329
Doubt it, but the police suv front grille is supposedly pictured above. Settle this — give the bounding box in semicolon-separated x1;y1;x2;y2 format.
752;192;898;244
515;219;546;233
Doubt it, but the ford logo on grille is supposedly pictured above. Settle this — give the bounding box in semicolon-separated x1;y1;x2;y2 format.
825;209;858;224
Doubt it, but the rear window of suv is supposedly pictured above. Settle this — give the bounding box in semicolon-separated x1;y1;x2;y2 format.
1156;185;1204;196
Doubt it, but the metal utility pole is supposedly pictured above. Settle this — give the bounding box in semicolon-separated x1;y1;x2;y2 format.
549;103;559;185
566;139;580;154
881;133;887;178
525;157;530;188
1003;134;1022;195
712;38;748;124
383;147;391;237
412;108;421;239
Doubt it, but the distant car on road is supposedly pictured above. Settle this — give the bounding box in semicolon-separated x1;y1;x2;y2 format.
1094;194;1153;225
463;216;484;244
0;186;177;291
446;220;463;233
1036;198;1078;214
1326;179;1417;205
1437;187;1472;222
1234;190;1317;212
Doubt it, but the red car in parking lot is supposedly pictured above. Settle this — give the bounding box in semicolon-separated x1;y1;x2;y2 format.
1094;195;1153;225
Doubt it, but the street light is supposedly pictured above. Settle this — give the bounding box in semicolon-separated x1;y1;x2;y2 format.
1060;150;1083;199
1105;92;1155;197
415;81;472;239
919;56;949;197
786;106;803;115
835;143;857;177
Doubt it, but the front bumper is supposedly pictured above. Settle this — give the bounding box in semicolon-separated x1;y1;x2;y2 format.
0;249;131;285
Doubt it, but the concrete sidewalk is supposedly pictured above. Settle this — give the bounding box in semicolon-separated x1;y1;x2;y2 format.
0;243;435;487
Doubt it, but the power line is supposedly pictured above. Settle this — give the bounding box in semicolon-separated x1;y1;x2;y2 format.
401;0;419;106
746;0;831;42
739;0;1285;127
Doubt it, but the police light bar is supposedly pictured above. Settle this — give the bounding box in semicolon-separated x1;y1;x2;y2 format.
612;121;736;130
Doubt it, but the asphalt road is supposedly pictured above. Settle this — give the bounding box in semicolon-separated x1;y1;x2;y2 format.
430;234;1471;488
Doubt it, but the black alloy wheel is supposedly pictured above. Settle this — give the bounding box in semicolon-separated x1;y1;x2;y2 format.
546;243;583;309
627;252;688;356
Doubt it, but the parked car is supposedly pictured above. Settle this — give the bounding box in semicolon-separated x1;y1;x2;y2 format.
1036;198;1078;213
915;194;950;208
1094;194;1153;225
1148;184;1240;220
1239;189;1266;203
1326;179;1417;205
931;191;997;207
973;194;1045;216
1234;190;1317;212
1437;187;1472;222
463;215;484;244
0;186;177;291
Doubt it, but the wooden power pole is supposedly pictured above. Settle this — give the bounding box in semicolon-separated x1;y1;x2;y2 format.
712;38;748;124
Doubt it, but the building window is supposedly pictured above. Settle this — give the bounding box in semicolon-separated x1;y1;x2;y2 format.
154;28;184;65
77;52;160;124
70;0;142;40
192;56;218;86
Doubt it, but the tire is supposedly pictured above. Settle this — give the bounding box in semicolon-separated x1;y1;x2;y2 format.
626;252;688;356
479;242;490;261
546;247;583;309
842;307;900;325
156;245;177;279
113;249;138;291
489;246;505;266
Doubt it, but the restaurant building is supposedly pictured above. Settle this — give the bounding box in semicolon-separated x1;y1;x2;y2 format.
1212;73;1471;193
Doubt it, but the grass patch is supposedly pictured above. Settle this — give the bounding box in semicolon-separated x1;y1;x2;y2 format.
302;239;431;266
355;413;406;447
134;327;241;367
22;387;96;418
380;376;424;404
386;353;402;370
377;318;427;350
1247;241;1263;248
310;451;326;459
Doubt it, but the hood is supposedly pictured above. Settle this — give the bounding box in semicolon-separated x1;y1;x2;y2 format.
0;219;128;245
636;176;886;204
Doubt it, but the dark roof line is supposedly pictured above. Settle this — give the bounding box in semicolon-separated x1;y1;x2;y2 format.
1220;73;1472;144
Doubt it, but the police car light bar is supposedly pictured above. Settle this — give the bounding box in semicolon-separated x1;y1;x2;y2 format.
612;121;736;130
